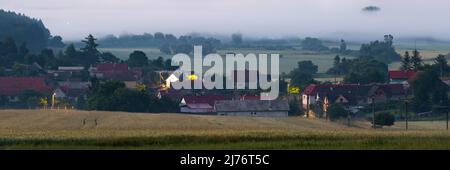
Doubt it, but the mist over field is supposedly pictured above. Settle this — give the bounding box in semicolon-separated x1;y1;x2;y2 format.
1;0;450;41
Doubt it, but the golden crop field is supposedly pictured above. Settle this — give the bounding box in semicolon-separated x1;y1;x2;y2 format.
0;109;448;150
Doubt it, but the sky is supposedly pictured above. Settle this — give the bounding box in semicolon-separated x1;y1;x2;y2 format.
1;0;450;41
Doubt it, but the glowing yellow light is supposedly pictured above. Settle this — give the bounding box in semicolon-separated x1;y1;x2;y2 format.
288;85;301;94
187;74;198;81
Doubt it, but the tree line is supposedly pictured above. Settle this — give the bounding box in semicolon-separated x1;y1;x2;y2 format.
0;10;64;52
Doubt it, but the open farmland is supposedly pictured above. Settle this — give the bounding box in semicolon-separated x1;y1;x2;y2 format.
100;47;356;74
0;109;448;150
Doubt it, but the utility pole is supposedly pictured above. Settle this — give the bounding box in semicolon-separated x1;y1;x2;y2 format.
405;100;408;131
372;97;375;128
347;111;351;127
435;106;449;131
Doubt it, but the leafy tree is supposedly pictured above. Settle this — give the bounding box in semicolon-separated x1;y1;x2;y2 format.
87;80;178;113
151;56;164;69
0;95;7;107
334;55;340;67
112;88;151;112
19;90;44;108
58;43;79;66
11;62;38;76
339;39;347;53
17;42;29;62
160;43;172;54
295;61;318;75
87;81;125;111
100;52;120;63
2;37;17;55
344;58;388;84
411;70;448;112
327;104;348;121
154;32;165;40
127;50;148;67
173;44;193;54
359;35;401;63
288;98;302;116
327;57;351;75
151;96;179;113
47;36;65;47
289;61;318;88
231;33;243;45
384;34;394;46
40;48;55;67
301;37;329;51
374;112;395;126
164;59;178;70
0;10;51;52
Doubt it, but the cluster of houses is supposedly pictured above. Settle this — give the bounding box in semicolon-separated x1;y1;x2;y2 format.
0;63;144;108
0;63;291;117
0;63;431;118
176;94;289;117
301;70;417;117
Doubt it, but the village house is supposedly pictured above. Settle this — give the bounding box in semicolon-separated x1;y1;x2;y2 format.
179;95;230;114
0;77;52;102
302;83;407;117
388;70;417;85
47;66;85;81
89;63;143;89
215;100;289;117
52;81;91;101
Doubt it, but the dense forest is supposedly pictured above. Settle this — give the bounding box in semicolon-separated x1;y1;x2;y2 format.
0;10;64;52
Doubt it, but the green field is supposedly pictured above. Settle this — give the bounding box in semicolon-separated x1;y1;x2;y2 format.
0;110;448;150
100;47;355;74
100;43;450;74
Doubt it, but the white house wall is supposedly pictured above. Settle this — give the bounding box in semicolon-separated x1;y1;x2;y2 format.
217;111;288;117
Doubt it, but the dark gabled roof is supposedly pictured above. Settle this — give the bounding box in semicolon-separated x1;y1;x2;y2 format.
96;63;129;72
182;95;231;106
215;100;289;112
303;84;368;96
239;94;260;100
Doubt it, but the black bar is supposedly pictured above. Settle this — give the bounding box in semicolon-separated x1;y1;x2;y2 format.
0;150;447;169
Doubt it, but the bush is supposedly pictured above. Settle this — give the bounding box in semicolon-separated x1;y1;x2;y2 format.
288;99;302;116
327;104;348;120
374;112;395;126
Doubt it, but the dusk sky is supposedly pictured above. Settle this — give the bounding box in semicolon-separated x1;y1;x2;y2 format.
1;0;450;41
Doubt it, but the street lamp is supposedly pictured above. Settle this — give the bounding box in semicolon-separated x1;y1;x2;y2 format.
434;106;450;131
371;96;375;128
404;100;408;131
403;84;409;131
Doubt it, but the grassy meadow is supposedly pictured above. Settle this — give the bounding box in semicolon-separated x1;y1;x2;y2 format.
0;109;448;150
99;43;450;75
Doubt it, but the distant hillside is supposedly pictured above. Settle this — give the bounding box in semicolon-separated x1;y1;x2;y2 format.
396;37;450;44
0;10;64;52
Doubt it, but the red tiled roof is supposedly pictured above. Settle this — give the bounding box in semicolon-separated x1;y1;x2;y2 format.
183;95;230;106
240;94;260;100
302;84;317;95
389;70;417;79
97;63;129;72
59;86;89;97
302;84;361;95
0;77;52;95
